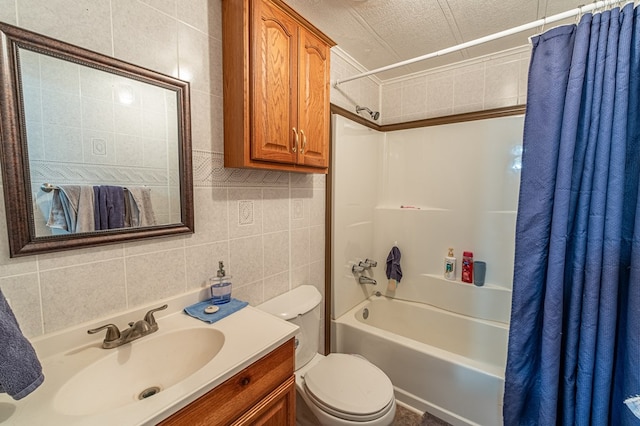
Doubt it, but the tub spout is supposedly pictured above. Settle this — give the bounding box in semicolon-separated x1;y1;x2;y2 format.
359;276;377;285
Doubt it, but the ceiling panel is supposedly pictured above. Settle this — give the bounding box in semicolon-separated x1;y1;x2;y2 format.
446;0;540;41
282;0;602;81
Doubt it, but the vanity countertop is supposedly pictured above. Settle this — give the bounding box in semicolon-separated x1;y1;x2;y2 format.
0;291;298;425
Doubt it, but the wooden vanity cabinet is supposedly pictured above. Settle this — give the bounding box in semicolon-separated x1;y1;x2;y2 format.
158;339;295;426
222;0;335;174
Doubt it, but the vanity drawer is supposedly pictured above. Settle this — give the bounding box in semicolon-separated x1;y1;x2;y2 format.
158;339;295;425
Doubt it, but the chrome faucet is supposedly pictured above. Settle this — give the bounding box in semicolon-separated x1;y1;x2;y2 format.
358;276;377;285
359;259;378;268
88;304;167;349
352;264;365;273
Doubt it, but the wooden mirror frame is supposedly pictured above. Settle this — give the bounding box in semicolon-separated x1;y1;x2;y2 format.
0;22;194;257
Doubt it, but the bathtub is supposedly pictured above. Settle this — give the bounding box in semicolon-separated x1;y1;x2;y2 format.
332;295;508;426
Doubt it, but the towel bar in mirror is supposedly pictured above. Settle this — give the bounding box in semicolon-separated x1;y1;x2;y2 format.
0;22;194;257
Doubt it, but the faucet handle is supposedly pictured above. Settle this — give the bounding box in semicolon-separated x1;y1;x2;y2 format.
87;323;121;342
358;259;378;268
143;304;168;327
352;264;365;273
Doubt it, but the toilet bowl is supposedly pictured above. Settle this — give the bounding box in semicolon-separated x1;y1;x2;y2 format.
296;353;396;425
257;285;396;426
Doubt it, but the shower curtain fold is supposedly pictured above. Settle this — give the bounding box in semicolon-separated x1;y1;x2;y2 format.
503;3;640;425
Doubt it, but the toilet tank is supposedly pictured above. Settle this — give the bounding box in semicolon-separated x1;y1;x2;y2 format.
257;285;322;369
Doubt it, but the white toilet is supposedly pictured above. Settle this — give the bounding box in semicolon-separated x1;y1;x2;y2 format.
258;285;396;426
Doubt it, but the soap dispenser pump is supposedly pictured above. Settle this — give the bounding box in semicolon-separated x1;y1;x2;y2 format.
209;261;232;304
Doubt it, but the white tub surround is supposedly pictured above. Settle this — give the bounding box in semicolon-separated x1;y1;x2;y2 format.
0;289;298;426
333;295;508;426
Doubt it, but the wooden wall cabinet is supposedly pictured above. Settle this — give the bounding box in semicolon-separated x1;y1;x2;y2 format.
158;339;295;426
223;0;335;174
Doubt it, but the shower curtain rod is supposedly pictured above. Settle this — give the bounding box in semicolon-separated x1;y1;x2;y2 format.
334;0;626;86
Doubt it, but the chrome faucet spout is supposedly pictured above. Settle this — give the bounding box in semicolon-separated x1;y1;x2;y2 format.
358;276;377;285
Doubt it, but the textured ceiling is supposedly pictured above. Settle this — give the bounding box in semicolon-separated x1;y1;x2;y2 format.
282;0;585;80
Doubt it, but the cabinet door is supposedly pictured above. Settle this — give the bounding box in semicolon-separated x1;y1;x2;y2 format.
297;26;330;169
251;0;299;164
231;376;295;426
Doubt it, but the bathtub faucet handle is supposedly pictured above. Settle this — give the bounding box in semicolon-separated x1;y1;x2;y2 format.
359;259;377;268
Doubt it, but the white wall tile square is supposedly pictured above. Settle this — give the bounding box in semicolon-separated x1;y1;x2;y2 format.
263;188;290;233
229;235;264;286
263;231;290;277
426;73;454;117
454;68;485;110
0;0;16;24
0;274;41;337
291;189;312;229
310;225;325;262
111;0;179;76
178;23;215;94
17;0;113;55
184;241;229;290
292;264;311;289
401;77;428;117
188;187;229;246
263;272;290;301
40;259;127;333
190;90;218;152
125;249;187;306
177;0;213;36
232;280;264;306
291;227;310;268
228;188;263;238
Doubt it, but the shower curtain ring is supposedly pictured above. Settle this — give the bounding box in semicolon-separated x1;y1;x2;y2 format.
575;5;584;24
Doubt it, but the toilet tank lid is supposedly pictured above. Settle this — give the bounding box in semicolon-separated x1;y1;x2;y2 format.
257;285;322;320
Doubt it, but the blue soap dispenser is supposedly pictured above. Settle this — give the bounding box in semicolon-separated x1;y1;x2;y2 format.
210;261;232;304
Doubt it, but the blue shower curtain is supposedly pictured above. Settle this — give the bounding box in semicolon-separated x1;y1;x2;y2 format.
504;3;640;425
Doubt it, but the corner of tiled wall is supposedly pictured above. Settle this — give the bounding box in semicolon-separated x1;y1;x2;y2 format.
330;47;381;123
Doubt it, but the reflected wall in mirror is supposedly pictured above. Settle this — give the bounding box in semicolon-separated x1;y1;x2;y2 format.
0;22;194;257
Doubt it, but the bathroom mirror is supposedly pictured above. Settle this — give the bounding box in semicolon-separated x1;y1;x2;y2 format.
0;22;194;257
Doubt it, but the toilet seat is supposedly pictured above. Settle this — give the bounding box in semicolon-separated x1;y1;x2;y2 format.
302;354;394;422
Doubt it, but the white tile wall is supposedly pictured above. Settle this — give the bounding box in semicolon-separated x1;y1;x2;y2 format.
332;45;530;125
0;0;325;341
380;47;530;124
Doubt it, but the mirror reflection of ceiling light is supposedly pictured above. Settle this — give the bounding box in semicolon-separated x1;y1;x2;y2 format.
116;84;135;105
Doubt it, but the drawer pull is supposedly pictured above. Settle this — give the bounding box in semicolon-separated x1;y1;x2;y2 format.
240;377;251;386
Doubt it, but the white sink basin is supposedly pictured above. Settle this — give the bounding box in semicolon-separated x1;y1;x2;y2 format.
0;290;298;426
53;327;225;416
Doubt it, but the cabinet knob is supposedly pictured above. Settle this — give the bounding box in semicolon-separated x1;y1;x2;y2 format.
292;127;299;153
240;377;251;386
300;129;306;153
